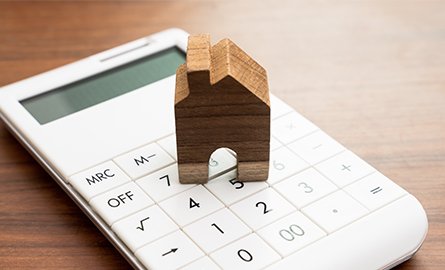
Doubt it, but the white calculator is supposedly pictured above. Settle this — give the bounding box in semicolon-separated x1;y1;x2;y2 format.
0;28;428;270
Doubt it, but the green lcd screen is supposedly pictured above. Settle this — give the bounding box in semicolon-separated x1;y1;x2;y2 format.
21;47;185;124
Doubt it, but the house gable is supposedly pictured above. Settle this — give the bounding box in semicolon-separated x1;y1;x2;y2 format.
175;34;270;107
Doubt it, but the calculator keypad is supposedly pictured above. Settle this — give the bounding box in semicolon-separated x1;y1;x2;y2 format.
205;170;268;206
69;160;131;201
344;172;406;211
210;234;280;270
136;163;195;202
266;146;309;185
257;212;326;256
272;111;318;144
68;98;409;270
159;185;224;227
114;143;175;179
135;230;204;270
301;190;369;233
274;168;337;209
315;150;375;187
183;208;251;253
288;130;345;165
90;182;154;225
230;188;295;230
112;205;178;251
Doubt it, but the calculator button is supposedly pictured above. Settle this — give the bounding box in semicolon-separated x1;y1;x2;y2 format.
114;143;174;179
112;205;178;251
90;182;154;225
257;212;326;257
183;208;251;253
230;188;295;230
135;230;204;270
180;256;221;270
136;163;195;202
344;172;407;211
315;151;375;187
270;95;293;119
274;168;337;209
157;134;177;160
205;170;268;206
159;185;224;227
208;148;237;178
210;234;280;270
272;112;318;144
287;131;345;165
267;147;309;185
69;161;131;201
302;190;368;233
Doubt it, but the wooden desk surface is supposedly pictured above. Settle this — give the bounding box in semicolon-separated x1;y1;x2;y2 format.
0;1;444;269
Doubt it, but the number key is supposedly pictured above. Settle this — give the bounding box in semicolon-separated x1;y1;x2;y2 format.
257;212;326;257
274;168;337;208
137;164;195;202
205;170;268;205
267;147;309;185
230;188;296;230
159;185;224;227
183;209;251;253
210;234;280;270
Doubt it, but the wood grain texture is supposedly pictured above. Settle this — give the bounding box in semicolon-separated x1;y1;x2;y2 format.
0;0;444;269
175;34;270;184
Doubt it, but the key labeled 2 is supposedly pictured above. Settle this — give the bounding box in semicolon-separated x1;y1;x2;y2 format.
230;188;295;230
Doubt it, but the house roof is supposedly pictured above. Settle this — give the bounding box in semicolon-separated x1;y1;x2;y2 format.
175;34;270;106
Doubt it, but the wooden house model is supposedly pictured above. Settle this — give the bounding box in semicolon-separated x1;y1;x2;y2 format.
174;34;270;184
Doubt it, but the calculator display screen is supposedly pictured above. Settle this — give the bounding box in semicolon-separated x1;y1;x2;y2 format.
20;47;185;125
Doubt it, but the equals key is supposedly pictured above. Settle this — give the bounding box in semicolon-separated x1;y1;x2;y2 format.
370;186;383;194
